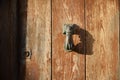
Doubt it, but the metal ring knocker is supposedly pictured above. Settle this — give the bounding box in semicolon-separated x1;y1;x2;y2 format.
63;24;74;51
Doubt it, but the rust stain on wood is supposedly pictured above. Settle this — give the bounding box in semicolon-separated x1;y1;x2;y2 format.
25;58;40;80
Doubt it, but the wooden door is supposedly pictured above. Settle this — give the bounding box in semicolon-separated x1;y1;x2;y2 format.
18;0;119;80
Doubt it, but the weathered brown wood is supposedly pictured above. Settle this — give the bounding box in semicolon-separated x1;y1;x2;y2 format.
86;0;119;80
0;0;17;80
18;0;51;80
52;0;85;80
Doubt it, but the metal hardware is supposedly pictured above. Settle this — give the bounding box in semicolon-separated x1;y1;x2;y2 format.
25;51;31;57
24;50;32;59
63;24;74;51
20;49;32;64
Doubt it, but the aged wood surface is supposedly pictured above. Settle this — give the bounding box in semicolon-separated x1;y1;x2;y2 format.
52;0;85;80
0;0;18;80
86;0;119;80
18;0;51;80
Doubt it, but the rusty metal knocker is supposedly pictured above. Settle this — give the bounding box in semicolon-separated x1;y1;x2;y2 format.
63;24;74;51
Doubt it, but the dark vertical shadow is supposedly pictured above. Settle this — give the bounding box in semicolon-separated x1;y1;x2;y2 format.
0;1;9;79
72;24;95;55
118;0;120;54
118;0;120;49
17;0;28;80
0;0;18;80
118;0;120;79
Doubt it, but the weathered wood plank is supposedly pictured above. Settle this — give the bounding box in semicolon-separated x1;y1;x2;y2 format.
86;0;119;80
52;0;85;80
0;0;17;80
18;0;51;80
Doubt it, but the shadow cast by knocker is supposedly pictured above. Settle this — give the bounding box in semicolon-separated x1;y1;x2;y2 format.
63;24;95;55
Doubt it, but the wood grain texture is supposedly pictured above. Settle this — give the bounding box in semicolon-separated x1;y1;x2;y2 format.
18;0;51;80
86;0;119;80
52;0;85;80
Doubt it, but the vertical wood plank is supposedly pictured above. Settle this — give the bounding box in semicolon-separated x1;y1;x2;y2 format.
0;0;17;80
25;0;51;80
86;0;119;80
52;0;85;80
18;0;51;80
